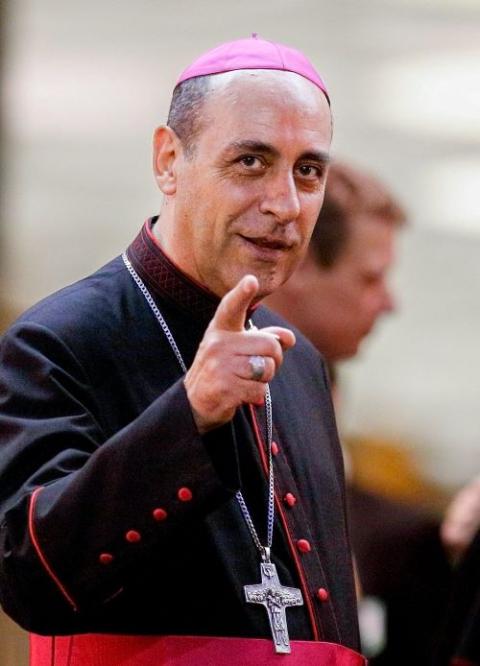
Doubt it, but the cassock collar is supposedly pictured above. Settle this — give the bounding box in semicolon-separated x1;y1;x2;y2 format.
127;218;259;327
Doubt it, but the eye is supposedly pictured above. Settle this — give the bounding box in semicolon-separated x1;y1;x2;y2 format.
237;155;266;170
296;164;322;179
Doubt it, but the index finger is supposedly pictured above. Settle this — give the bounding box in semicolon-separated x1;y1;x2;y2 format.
259;326;296;351
209;275;259;332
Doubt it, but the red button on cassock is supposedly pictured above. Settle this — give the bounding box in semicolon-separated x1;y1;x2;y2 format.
296;539;311;553
317;587;329;602
152;508;168;522
99;553;114;565
284;493;297;507
125;530;141;543
271;441;279;456
177;487;193;502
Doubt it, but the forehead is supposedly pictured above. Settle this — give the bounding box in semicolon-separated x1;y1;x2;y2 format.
197;70;332;154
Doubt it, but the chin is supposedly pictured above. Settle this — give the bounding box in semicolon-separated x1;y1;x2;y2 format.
328;342;360;362
215;262;286;301
256;270;287;300
347;342;362;359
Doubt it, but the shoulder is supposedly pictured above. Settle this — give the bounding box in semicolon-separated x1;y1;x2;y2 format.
5;256;131;340
0;256;144;371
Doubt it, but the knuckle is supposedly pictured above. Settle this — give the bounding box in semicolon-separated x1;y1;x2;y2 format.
251;382;266;404
265;361;276;382
267;337;282;357
214;381;230;402
267;346;282;367
205;357;221;376
204;332;223;354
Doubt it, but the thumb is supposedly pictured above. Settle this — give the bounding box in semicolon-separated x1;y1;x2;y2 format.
209;275;259;332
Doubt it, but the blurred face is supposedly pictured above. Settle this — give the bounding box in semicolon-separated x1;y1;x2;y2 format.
157;70;332;299
282;214;397;360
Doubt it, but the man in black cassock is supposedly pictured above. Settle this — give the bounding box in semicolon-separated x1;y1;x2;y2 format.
0;36;364;665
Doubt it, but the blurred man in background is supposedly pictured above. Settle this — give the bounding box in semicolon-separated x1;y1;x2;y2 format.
267;161;452;665
266;161;401;361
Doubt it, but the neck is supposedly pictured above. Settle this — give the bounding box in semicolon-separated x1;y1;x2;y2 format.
151;209;197;283
151;209;173;255
148;216;221;303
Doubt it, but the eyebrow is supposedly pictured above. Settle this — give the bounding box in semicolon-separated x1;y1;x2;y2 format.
226;140;280;158
300;151;331;165
224;140;330;165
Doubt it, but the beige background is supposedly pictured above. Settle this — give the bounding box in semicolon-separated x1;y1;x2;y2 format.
1;1;479;663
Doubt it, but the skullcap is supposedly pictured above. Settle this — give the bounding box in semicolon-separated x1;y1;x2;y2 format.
176;34;329;102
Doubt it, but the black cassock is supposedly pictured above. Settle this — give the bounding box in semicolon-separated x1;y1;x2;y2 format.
0;220;360;652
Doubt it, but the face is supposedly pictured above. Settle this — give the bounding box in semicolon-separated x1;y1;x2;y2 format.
280;214;397;360
156;70;332;299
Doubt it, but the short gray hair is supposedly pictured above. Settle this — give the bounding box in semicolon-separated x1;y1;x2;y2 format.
167;76;213;156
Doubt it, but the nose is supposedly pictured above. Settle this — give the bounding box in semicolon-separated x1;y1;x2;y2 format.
258;171;301;223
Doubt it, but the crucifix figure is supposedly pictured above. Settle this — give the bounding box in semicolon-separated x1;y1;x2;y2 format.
244;556;304;654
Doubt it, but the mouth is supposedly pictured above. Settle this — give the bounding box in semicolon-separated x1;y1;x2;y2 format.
238;234;294;253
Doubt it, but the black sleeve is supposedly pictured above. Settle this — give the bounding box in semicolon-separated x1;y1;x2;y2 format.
0;322;239;631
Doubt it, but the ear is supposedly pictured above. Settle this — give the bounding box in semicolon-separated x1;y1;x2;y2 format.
153;126;181;195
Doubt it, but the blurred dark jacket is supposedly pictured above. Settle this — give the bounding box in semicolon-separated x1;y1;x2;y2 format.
348;486;452;665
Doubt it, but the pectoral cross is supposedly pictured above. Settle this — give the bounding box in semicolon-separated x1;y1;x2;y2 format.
244;557;303;654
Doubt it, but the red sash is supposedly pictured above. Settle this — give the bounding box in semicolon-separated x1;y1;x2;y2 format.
30;633;367;665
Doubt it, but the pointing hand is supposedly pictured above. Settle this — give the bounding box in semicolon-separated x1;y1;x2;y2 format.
184;275;295;433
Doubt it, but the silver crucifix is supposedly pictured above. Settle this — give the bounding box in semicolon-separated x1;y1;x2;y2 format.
244;550;303;654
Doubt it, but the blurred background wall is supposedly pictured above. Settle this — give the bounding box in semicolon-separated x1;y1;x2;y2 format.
0;1;479;663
